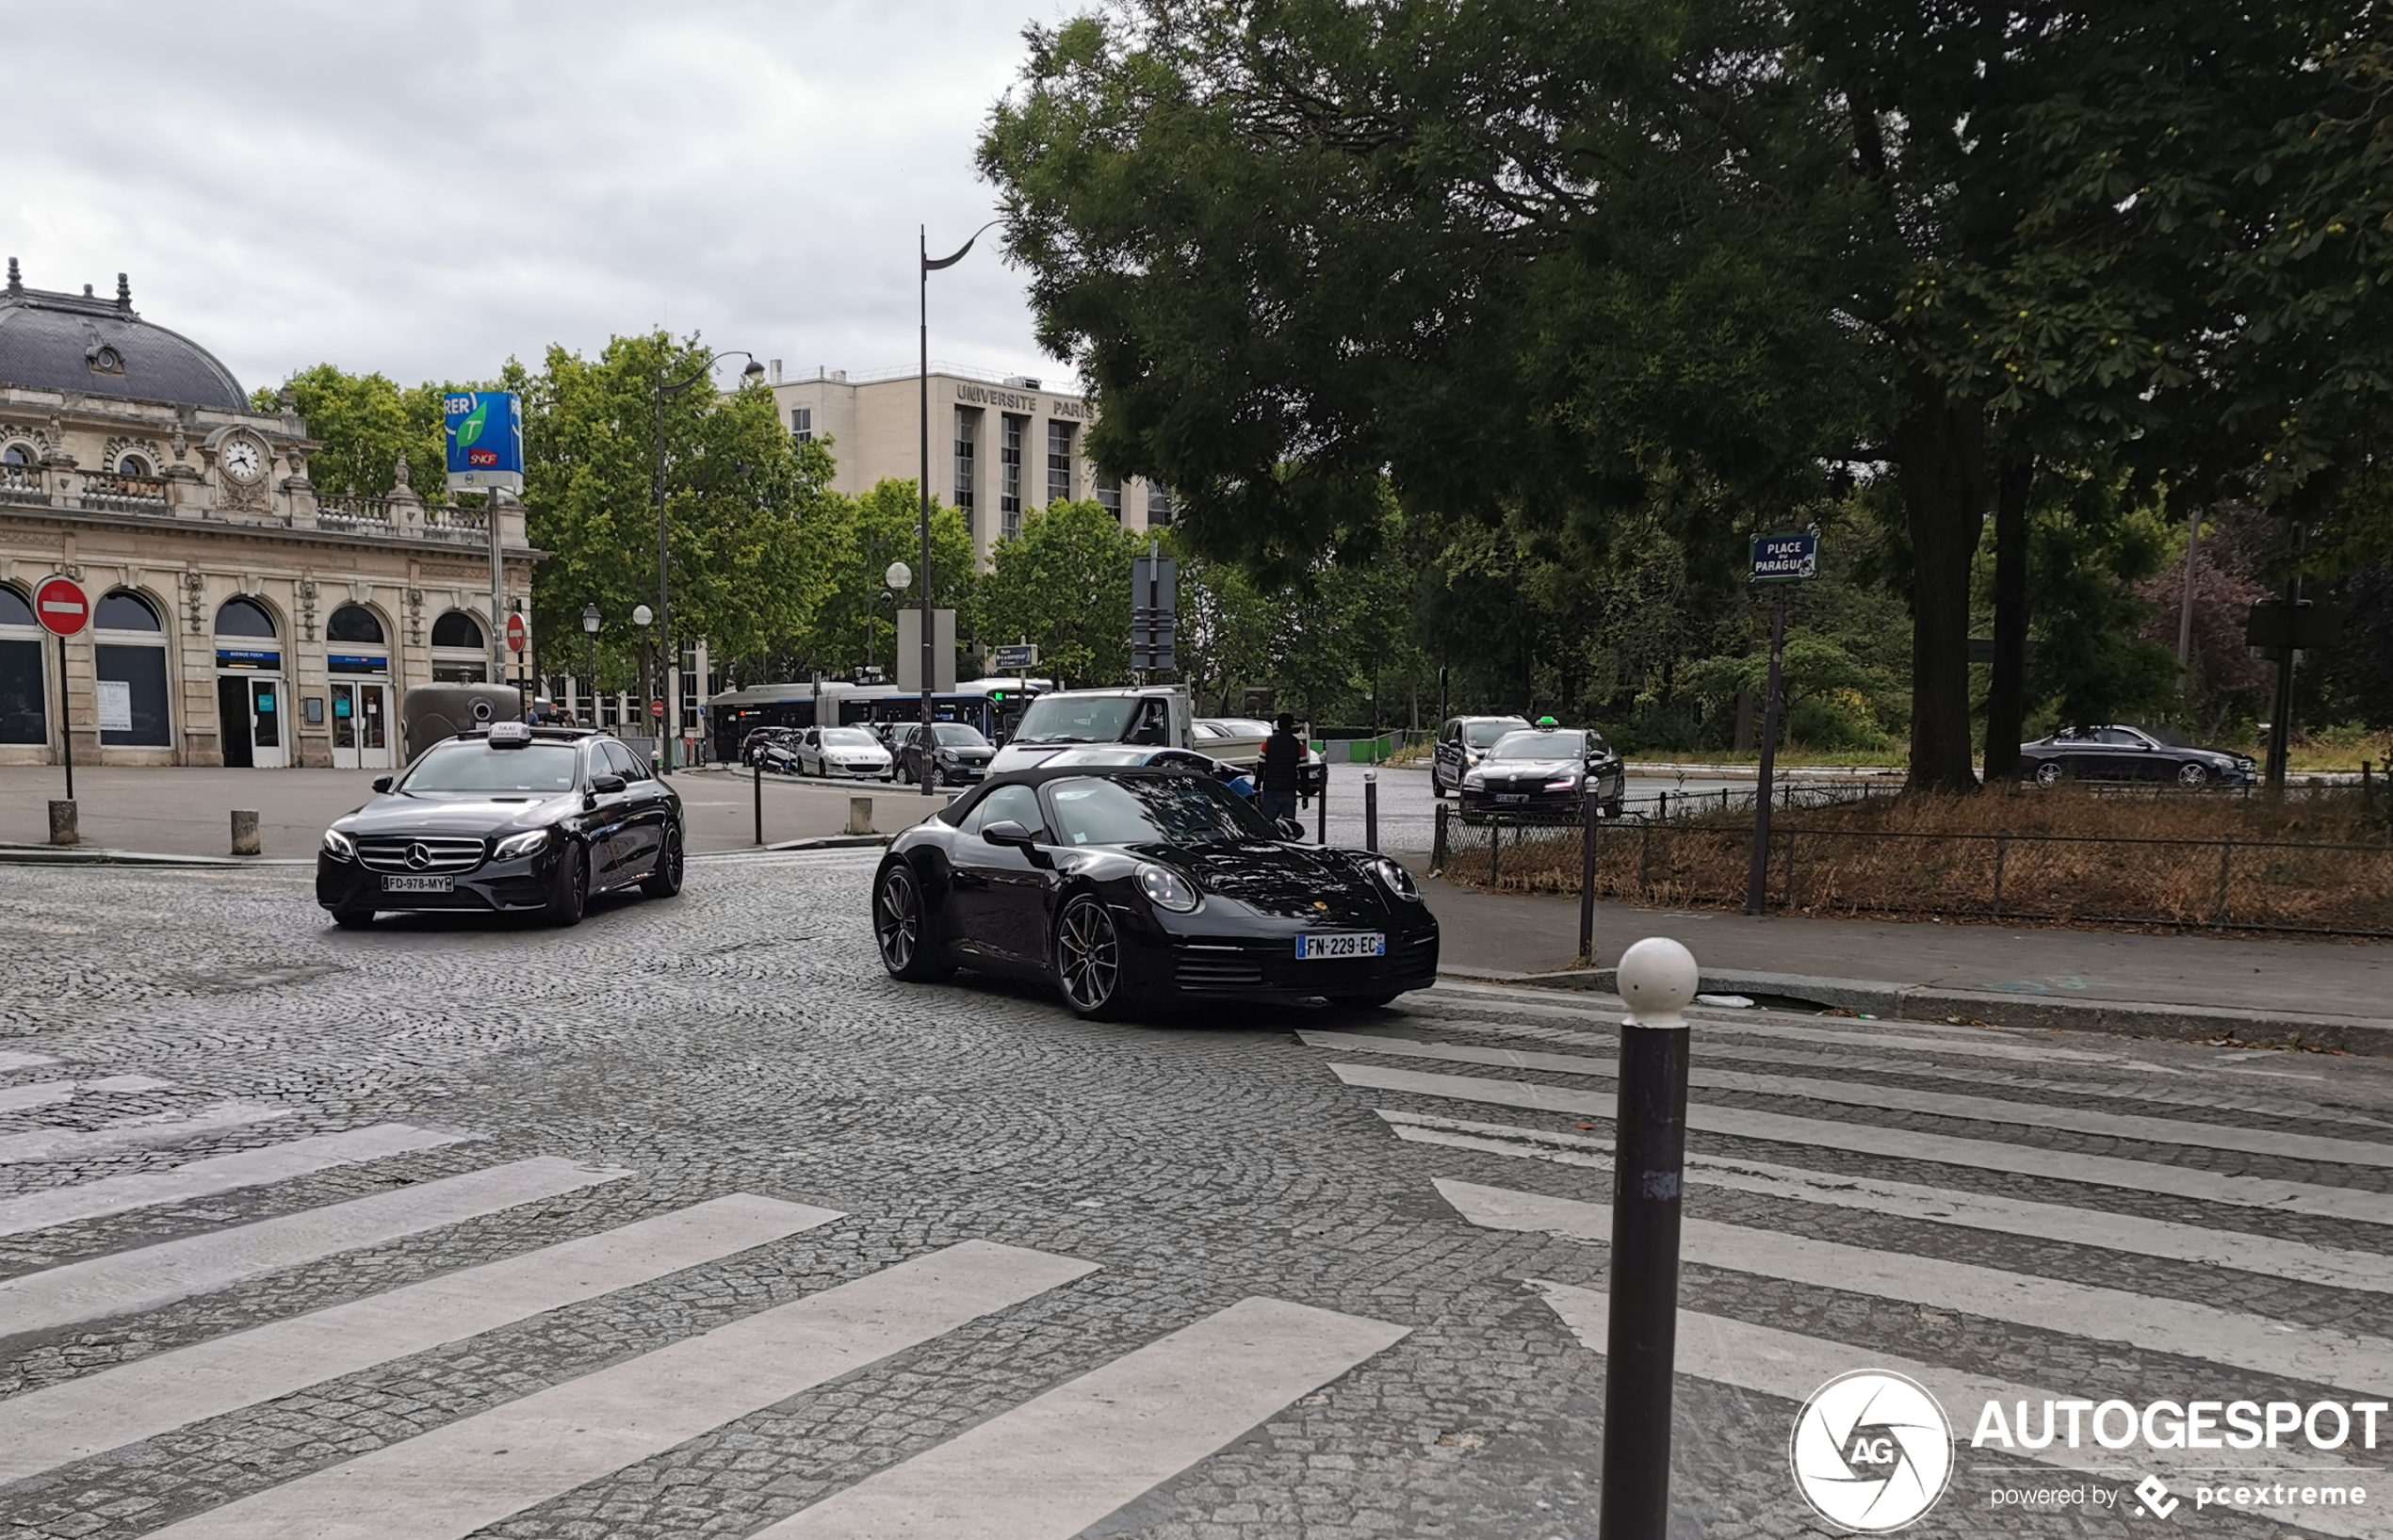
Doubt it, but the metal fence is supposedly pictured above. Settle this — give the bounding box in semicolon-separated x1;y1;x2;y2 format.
1431;802;2393;937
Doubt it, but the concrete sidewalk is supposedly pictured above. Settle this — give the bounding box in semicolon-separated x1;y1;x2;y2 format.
1410;866;2393;1054
0;764;940;860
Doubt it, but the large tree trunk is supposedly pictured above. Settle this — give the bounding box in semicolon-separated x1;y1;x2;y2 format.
1981;452;2034;785
1890;370;1988;793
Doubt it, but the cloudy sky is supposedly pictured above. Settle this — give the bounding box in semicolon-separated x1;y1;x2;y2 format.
3;2;1077;397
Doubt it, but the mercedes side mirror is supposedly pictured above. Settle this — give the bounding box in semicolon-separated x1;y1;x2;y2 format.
591;773;627;794
981;819;1035;850
370;775;392;793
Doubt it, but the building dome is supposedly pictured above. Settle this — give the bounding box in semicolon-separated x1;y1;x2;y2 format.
0;260;246;413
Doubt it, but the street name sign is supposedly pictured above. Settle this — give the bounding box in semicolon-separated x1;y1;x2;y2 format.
34;575;89;636
991;642;1039;672
1750;531;1818;584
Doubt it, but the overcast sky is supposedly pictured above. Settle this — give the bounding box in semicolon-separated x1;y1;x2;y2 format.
2;1;1077;397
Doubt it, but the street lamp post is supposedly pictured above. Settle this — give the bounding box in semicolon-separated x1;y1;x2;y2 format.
655;349;767;774
581;604;600;725
633;603;654;754
920;218;1001;796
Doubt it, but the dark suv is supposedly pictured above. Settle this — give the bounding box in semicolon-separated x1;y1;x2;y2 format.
316;722;684;929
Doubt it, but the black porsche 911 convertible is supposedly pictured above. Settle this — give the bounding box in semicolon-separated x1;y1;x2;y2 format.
871;764;1439;1018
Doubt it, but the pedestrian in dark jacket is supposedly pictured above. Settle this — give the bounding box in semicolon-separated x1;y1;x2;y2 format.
1261;713;1304;824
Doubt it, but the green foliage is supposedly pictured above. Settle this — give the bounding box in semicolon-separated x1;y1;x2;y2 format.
982;499;1141;687
2025;508;2181;730
792;478;978;682
261;365;451;499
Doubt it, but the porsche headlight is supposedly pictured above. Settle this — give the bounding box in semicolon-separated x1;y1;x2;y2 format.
494;828;552;860
1137;864;1201;913
1373;857;1421;901
320;826;356;861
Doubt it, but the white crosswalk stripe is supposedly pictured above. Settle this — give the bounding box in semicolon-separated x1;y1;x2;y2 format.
0;1110;1409;1539
0;1099;293;1164
1308;981;2393;1526
0;1074;173;1114
0;1050;60;1072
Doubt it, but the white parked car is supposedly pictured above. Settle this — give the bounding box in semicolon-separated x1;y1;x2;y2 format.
795;725;893;780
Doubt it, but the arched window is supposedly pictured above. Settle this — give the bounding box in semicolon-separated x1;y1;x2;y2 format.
95;590;172;747
116;454;151;476
431;610;484;650
95;591;163;631
2;444;33;467
0;584;41;746
214;597;276;638
327;604;386;644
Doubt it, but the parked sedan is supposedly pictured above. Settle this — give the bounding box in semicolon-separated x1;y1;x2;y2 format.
795;725;894;780
316;722;683;929
892;721;996;786
870;764;1438;1018
1458;727;1626;821
2018;725;2256;787
1431;715;1533;799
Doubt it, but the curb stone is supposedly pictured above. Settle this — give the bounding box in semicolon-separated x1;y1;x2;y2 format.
1437;964;2393;1057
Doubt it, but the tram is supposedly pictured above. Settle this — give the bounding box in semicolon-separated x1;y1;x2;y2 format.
706;676;1052;764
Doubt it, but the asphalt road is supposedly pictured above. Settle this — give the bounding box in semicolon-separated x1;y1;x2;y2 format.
2;854;2385;1538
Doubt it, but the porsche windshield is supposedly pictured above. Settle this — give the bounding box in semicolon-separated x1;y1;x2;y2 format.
1011;695;1135;745
399;741;580;795
1046;774;1277;847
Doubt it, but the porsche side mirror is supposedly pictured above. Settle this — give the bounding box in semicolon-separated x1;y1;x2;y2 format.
370;775;392;793
1276;817;1306;840
981;819;1035;850
591;773;627;794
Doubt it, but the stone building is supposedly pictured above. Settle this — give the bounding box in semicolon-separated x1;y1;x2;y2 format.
0;261;534;770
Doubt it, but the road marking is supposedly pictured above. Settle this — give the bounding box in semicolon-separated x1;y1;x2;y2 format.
0;1193;842;1483
0;1100;293;1165
1532;1284;2378;1540
750;1296;1409;1539
1380;1110;2393;1297
0;1073;172;1113
0;1050;59;1072
145;1240;1099;1540
1443;1178;2393;1395
1305;1030;2393;1169
1413;987;2117;1063
0;1124;473;1239
0;1155;628;1337
1330;1062;2393;1226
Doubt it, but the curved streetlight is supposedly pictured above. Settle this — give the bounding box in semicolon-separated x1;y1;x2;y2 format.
654;349;768;772
918;218;1001;794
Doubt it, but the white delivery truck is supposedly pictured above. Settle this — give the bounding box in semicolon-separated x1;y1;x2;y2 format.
985;685;1196;774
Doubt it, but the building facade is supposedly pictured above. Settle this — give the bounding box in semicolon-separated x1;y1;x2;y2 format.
766;363;1171;567
0;261;535;770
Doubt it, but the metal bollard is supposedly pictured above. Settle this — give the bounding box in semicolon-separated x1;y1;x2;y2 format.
846;795;874;836
753;757;764;846
1601;936;1699;1540
48;799;77;847
1578;788;1601;963
229;809;261;856
1363;771;1378;851
1316;755;1328;845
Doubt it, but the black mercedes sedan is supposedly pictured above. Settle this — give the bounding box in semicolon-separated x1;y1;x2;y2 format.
871;764;1439;1018
2018;724;2257;787
316;722;684;929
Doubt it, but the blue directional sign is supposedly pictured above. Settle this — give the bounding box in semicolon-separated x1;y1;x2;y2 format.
1750;530;1819;584
444;392;525;494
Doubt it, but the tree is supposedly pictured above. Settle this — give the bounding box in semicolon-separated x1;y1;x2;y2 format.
793;478;978;681
982;499;1140;686
256;365;453;499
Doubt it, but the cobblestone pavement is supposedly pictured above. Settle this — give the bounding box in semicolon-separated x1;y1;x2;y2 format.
3;855;2390;1538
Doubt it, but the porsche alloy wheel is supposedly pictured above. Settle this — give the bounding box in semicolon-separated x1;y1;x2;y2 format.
875;863;952;981
1054;894;1124;1018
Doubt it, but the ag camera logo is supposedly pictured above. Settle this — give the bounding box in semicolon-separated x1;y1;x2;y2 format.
1790;1370;1955;1532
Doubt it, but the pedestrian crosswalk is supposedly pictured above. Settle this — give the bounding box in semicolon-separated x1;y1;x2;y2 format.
0;1056;1409;1539
1308;980;2393;1538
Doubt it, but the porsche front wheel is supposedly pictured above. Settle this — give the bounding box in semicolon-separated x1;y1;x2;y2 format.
1053;894;1125;1019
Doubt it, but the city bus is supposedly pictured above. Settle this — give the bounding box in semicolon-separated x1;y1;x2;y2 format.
706;677;1052;764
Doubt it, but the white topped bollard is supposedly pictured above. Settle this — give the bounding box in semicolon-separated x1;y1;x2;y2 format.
1602;935;1698;1540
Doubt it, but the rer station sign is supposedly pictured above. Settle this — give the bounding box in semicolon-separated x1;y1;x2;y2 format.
1750;531;1819;584
444;391;526;494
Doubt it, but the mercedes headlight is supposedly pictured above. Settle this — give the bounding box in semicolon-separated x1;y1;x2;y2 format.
1138;865;1201;913
320;826;356;861
1373;857;1421;901
493;828;552;860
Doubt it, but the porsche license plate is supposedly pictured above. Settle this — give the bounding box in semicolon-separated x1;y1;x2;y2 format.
1296;932;1385;961
383;874;453;893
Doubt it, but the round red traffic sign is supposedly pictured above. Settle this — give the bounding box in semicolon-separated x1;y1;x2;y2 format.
505;612;527;653
649;699;666;719
33;575;89;638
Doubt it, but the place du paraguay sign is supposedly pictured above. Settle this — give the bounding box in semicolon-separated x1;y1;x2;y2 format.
1750;530;1820;584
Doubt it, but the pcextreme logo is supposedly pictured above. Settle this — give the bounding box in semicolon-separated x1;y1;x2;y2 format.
1790;1370;1956;1532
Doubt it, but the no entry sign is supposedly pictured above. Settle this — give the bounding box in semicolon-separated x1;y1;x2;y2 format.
34;575;89;637
506;612;527;654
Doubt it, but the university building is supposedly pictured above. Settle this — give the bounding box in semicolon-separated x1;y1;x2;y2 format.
0;261;535;770
765;362;1172;566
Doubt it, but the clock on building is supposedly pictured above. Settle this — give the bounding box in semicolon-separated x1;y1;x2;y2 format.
219;434;267;484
